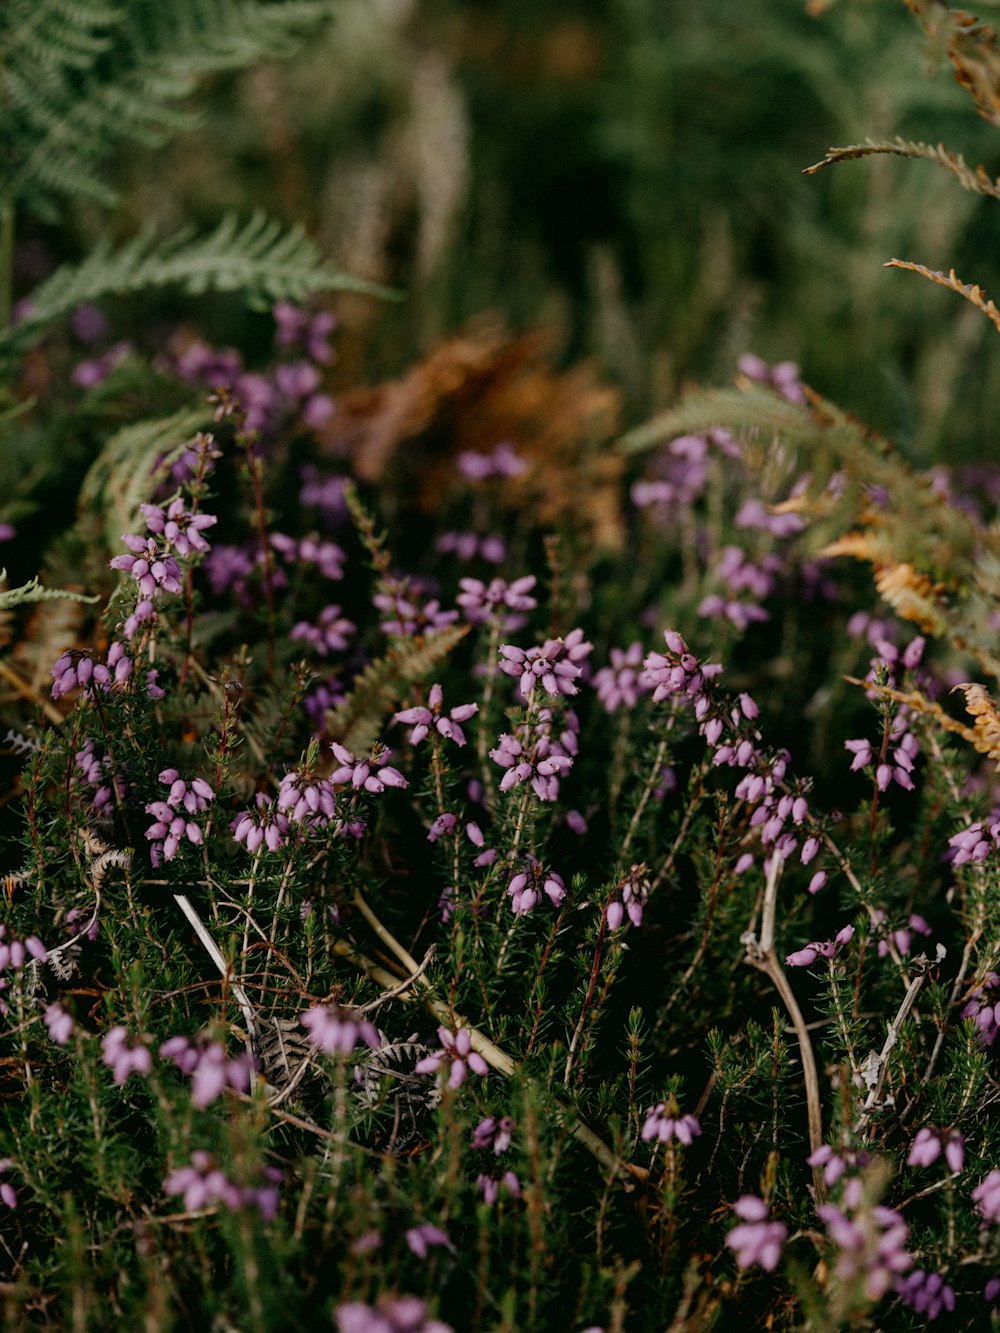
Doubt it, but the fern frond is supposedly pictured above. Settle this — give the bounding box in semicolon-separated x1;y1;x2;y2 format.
0;573;99;612
327;626;469;756
77;406;212;548
805;136;1000;202
884;258;1000;333
905;0;1000;130
1;215;397;363
2;0;337;219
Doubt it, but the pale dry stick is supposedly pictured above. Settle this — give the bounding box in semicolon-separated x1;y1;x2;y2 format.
173;892;258;1050
333;916;649;1184
853;962;929;1139
915;924;982;1099
740;854;825;1189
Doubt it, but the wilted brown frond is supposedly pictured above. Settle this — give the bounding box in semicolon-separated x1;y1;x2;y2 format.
884;259;1000;334
905;1;1000;129
325;326;624;549
804;137;1000;202
844;676;985;752
873;563;952;637
952;682;1000;765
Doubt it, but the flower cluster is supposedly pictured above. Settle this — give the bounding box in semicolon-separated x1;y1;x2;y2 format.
457;441;526;481
436;531;506;564
159;1034;253;1108
698;544;779;630
726;1195;787;1271
271;532;346;581
51;642;133;699
456;574;537;629
642;629;722;704
334;1296;454;1333
497;628;592;700
145;769;215;866
490;714;576;801
374;577;458;637
816;1179;911;1303
329;742;408;793
472;1115;514;1154
300;1005;380;1055
641;1105;701;1146
973;1170;1000;1223
961;972;1000;1046
785;923;854;969
163;1151;282;1221
593;643;649;713
101;1027;152;1085
415;1026;489;1088
232;792;292;853
506;862;566;915
395;683;478;747
605;864;649;931
290;604;356;656
895;1269;955;1320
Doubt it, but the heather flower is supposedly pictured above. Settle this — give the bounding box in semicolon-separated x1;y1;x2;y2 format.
457;440;526;480
738;352;806;405
726;1195;787;1271
51;643;134;699
334;1296;454;1333
271;532;346;581
0;926;49;973
973;1169;1000;1223
785;923;854;968
276;770;338;826
101;1027;152;1085
949;820;1000;867
145;770;215;866
72;340;130;387
374;577;459;636
734;497;806;537
290;604;356;655
110;533;183;597
395;683;478;746
139;498;217;557
231;792;291;853
329;742;408;793
456;574;537;629
472;1115;514;1154
816;1179;911;1302
44;1003;74;1046
498;628;592;699
643;630;722;704
895;1270;955;1319
489;729;572;801
414;1026;489;1087
159;1035;252;1108
477;1170;522;1205
0;1160;17;1210
300;1004;380;1055
908;1127;964;1172
506;862;566;915
960;971;1000;1046
593;643;649;712
163;1151;280;1219
605;864;650;930
405;1223;453;1258
641;1104;701;1145
807;1144;870;1188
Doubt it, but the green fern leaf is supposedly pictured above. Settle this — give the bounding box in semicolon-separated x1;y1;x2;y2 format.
0;572;99;611
0;214;398;362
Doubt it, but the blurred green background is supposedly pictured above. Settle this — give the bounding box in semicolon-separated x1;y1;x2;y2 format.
54;0;1000;460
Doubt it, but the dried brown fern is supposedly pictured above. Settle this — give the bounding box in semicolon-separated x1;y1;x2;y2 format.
884;259;1000;335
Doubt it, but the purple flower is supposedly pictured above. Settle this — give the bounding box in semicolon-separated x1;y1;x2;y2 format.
726;1195;787;1271
405;1223;453;1258
785;924;854;968
271;532;346;581
641;1104;701;1146
477;1170;521;1205
738;352;806;405
329;742;408;793
164;1151;280;1219
232;793;291;853
395;683;479;747
472;1115;515;1154
506;862;566;915
895;1269;955;1319
300;1005;380;1055
949;820;1000;867
457;441;526;480
334;1297;454;1333
290;604;356;656
101;1026;152;1085
276;770;338;827
159;1035;252;1108
816;1180;911;1302
643;630;723;704
374;576;458;636
498;628;592;700
145;770;214;866
44;1003;74;1046
593;643;649;713
489;721;574;801
960;972;1000;1045
0;1160;17;1210
807;1144;870;1188
414;1026;489;1088
139;498;216;558
973;1169;1000;1223
456;574;537;629
110;534;183;597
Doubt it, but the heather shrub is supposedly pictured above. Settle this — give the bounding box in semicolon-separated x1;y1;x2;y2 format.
6;3;1000;1331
